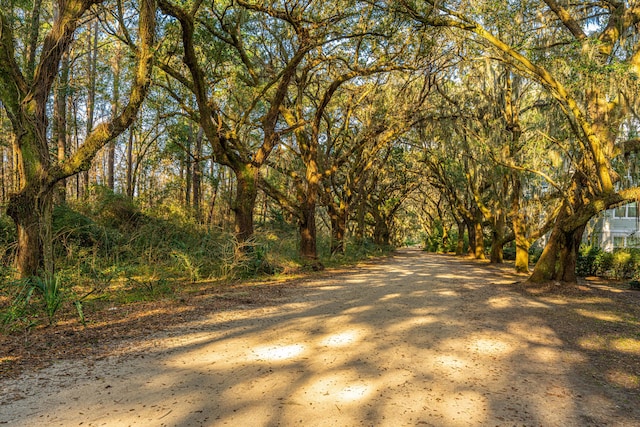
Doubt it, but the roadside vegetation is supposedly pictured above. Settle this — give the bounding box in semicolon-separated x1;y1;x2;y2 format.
0;188;392;334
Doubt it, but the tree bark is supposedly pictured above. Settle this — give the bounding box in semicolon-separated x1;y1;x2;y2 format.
7;186;54;276
474;220;485;260
328;202;347;255
232;164;258;242
126;127;135;198
193;127;203;221
528;171;593;283
466;218;476;257
0;147;5;203
455;219;465;255
373;214;391;246
107;45;120;191
489;212;506;263
83;19;99;197
513;213;530;273
529;218;585;283
299;203;320;266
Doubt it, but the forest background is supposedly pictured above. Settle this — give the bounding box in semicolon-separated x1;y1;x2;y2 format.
1;0;640;330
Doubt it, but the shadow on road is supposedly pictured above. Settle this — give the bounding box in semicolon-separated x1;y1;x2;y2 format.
2;249;639;426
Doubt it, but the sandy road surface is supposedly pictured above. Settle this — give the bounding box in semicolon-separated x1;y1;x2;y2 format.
1;249;638;426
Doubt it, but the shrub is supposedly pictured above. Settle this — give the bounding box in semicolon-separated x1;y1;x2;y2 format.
1;272;66;331
84;185;145;230
503;244;516;261
594;251;614;276
528;245;544;264
53;204;106;248
579;248;640;280
1;278;38;333
611;249;640;279
31;273;65;325
577;245;602;277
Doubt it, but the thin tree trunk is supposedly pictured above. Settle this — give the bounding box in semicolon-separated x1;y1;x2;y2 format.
0;146;6;204
454;219;464;255
54;50;69;203
489;212;506;263
126;127;134;198
355;180;367;243
466;219;476;257
83;20;99;197
185;129;192;208
193;127;203;221
107;45;121;191
208;171;220;228
25;0;43;79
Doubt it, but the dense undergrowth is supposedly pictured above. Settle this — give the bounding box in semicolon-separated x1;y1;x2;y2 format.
0;188;391;333
577;245;640;281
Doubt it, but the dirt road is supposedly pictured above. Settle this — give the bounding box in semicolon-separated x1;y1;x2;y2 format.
1;249;639;426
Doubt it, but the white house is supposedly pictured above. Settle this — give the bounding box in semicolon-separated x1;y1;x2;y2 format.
587;202;640;251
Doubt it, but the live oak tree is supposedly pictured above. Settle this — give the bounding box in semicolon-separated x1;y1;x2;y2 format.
319;81;412;254
157;0;338;244
401;0;640;283
270;5;422;264
0;0;156;277
420;63;563;269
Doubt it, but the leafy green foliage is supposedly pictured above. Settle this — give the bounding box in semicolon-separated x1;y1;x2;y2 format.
1;278;38;333
31;273;65;325
578;246;640;280
1;183;399;333
1;272;66;331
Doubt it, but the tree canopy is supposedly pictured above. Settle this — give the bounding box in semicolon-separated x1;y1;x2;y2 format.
1;0;639;283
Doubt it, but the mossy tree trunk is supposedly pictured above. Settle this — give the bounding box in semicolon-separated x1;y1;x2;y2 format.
455;219;465;255
465;218;476;257
232;163;258;243
513;213;531;273
528;212;586;283
473;219;485;260
489;212;506;264
299;203;319;264
6;148;54;276
328;201;347;255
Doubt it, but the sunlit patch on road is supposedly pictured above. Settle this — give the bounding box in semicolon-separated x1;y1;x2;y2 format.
320;330;360;347
250;344;306;361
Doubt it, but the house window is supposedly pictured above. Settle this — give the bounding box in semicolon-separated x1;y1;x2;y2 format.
613;203;638;218
613;236;625;248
